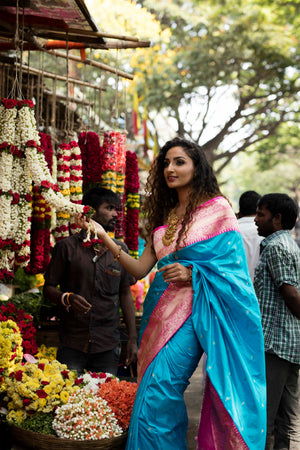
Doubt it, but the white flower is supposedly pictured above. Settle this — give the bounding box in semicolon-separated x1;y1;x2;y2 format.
0;107;17;145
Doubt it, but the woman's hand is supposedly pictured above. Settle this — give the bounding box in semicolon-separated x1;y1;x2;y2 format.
75;214;105;239
158;263;192;284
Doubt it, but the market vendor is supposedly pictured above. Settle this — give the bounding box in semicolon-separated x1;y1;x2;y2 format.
43;187;137;376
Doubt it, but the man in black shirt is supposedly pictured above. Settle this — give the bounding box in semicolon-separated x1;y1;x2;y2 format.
43;187;137;376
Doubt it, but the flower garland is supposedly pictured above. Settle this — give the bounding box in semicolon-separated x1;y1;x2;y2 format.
5;359;78;423
52;389;123;440
0;98;87;280
78;131;103;188
0;99;32;280
101;131;127;239
69;140;83;234
53;142;71;241
0;319;23;393
125;151;140;258
25;133;52;274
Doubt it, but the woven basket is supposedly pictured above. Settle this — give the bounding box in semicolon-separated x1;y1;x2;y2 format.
8;424;128;450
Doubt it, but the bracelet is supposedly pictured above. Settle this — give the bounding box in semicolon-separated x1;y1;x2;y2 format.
66;292;74;306
61;292;68;307
186;267;192;284
113;245;122;261
61;292;73;308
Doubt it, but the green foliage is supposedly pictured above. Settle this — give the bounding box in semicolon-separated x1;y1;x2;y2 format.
18;413;56;435
12;268;37;293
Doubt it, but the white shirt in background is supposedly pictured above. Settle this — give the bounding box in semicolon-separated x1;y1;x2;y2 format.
238;216;263;282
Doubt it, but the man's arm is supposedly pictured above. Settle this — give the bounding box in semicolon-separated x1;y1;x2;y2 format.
280;284;300;320
119;285;138;367
43;284;91;314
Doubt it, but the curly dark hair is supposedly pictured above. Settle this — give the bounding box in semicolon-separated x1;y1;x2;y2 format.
142;137;223;249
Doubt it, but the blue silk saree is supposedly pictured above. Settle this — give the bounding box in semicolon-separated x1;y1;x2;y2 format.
126;197;266;450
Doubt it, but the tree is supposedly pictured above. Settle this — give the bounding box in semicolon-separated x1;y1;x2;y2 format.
132;0;300;175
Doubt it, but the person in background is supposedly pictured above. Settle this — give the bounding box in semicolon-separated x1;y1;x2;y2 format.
237;190;263;281
76;137;266;450
43;187;137;376
254;193;300;449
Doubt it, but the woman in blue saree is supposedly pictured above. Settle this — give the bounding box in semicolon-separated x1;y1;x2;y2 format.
76;137;266;449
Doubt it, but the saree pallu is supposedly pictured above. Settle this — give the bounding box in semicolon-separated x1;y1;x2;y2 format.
126;197;266;450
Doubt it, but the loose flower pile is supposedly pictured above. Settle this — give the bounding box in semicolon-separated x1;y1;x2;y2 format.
98;378;138;431
0;319;23;393
52;389;123;440
0;303;38;356
5;359;78;424
75;371;116;394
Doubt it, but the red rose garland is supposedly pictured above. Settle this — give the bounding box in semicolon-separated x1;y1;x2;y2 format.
79;131;103;189
125;151;140;258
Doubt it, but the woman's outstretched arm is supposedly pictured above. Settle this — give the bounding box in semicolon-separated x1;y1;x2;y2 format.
75;214;157;280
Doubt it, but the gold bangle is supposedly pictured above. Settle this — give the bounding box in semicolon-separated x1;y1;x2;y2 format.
113;245;122;261
66;292;74;306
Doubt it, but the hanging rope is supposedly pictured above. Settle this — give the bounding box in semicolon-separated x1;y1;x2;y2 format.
98;72;102;135
35;51;42;129
65;32;70;136
123;80;128;134
26;45;30;99
113;49;120;127
38;51;45;128
10;0;22;99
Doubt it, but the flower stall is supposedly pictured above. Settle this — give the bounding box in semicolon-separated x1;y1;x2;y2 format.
0;1;151;448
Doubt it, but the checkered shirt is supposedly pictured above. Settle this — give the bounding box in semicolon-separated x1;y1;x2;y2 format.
254;230;300;364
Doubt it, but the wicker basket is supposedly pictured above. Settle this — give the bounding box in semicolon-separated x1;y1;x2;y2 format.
8;424;128;450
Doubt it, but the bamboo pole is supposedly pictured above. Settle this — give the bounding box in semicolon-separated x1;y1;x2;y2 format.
47;49;134;80
5;62;106;90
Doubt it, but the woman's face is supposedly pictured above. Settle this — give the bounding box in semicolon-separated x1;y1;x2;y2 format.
163;146;195;190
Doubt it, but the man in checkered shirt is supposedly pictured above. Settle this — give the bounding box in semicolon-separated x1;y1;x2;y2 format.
254;193;300;449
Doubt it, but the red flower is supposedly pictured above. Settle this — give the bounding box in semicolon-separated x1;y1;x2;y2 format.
61;370;69;379
99;373;107;379
75;377;84;385
26;140;38;148
2;98;17;109
40;180;51;189
41;380;50;385
36;389;47;398
0;142;9;149
21;99;34;108
23;399;31;406
38;363;45;371
90;372;98;379
15;370;23;381
11;192;20;204
25;193;32;202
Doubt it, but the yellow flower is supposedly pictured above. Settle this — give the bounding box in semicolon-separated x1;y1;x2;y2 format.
38;398;47;408
60;391;69;403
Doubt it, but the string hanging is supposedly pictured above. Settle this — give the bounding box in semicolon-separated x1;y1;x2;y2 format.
10;0;23;100
113;49;120;128
65;32;70;136
98;71;102;135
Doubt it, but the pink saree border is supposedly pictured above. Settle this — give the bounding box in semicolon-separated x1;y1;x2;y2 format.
197;377;249;450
